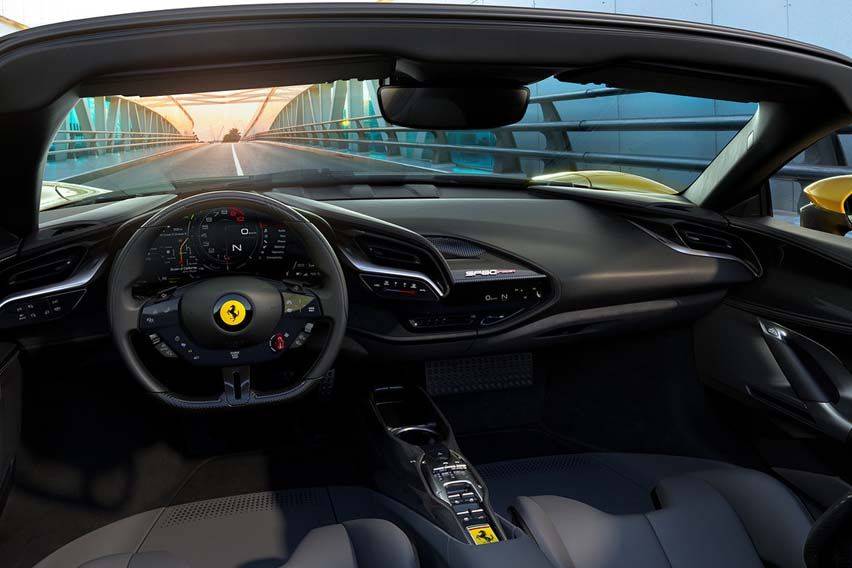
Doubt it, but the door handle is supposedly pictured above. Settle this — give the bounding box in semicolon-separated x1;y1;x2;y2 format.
759;319;851;440
759;320;840;403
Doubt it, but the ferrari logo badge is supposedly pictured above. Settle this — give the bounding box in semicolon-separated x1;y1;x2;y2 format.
467;524;499;546
219;299;246;326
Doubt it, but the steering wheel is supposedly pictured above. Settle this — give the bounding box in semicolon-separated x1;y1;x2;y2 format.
108;191;348;409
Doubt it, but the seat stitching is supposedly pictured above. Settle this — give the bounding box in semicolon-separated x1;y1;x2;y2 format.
341;522;361;568
519;497;577;568
130;456;215;555
326;486;341;523
640;513;675;568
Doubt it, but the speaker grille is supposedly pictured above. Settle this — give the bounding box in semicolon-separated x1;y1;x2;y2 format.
158;489;325;527
426;236;485;259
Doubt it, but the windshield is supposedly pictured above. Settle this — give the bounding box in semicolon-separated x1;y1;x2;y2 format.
40;78;756;210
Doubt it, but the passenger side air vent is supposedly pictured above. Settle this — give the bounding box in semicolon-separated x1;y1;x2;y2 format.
677;227;736;254
4;248;85;291
426;236;485;260
357;234;426;268
672;223;762;275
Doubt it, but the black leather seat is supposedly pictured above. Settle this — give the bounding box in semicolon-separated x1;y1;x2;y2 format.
512;466;813;568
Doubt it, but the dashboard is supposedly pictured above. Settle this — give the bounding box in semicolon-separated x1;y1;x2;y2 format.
0;187;762;360
137;206;319;290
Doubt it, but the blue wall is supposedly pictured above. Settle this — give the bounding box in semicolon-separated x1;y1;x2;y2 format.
472;0;852;59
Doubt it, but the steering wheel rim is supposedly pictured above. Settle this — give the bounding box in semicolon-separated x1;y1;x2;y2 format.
108;190;348;409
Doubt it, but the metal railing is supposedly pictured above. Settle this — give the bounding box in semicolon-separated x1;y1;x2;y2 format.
48;129;197;158
246;87;852;183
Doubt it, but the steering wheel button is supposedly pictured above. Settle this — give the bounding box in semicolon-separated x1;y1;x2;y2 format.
140;298;180;329
282;292;319;317
292;332;308;348
156;342;177;358
269;332;286;352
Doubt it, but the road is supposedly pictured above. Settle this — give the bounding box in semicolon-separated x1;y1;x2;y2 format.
81;141;417;190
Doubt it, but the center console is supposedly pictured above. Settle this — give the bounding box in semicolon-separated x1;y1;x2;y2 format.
420;445;502;545
369;385;505;546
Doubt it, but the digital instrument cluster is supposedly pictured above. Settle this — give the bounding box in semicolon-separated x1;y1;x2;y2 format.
138;206;319;287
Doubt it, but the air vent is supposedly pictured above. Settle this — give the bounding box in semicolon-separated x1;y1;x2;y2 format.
426;237;485;260
630;219;762;276
677;227;736;254
5;248;84;290
632;219;681;243
358;235;425;267
673;223;762;275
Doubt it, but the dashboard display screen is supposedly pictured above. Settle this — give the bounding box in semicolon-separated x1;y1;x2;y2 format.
137;206;317;286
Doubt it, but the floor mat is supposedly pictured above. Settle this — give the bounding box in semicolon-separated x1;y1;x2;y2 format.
478;452;737;519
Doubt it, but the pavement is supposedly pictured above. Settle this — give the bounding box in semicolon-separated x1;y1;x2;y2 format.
71;142;421;191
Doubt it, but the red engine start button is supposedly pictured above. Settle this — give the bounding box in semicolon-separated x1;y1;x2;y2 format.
269;332;286;352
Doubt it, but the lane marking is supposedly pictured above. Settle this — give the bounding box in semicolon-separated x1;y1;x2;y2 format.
231;143;244;176
253;140;450;174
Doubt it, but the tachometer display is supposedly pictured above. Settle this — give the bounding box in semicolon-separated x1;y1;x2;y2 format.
136;205;312;289
192;207;260;269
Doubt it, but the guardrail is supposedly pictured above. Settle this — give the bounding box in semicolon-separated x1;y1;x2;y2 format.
246;87;852;183
48;130;198;158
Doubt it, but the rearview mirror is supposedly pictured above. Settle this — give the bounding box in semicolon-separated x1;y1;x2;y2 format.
377;86;530;130
800;175;852;236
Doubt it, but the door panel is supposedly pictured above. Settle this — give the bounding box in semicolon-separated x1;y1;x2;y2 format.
695;306;852;441
0;343;22;515
694;219;852;504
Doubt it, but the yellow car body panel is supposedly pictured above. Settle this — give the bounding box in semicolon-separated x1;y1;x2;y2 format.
532;170;678;195
39;181;112;211
803;175;852;214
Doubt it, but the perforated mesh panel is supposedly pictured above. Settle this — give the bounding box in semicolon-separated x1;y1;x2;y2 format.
426;236;486;259
478;454;602;477
158;489;325;528
426;352;534;396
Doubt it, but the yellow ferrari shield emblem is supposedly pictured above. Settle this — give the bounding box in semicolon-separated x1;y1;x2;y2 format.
219;299;246;326
467;524;499;546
